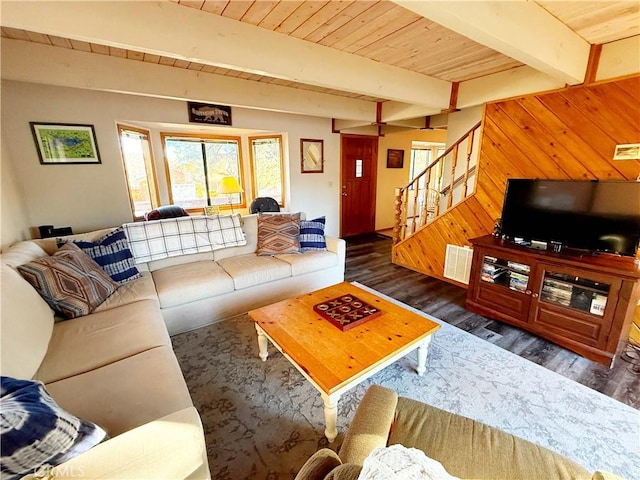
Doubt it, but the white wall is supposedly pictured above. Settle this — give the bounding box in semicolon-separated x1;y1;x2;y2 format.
446;106;483;149
443;106;484;207
1;125;31;250
375;128;448;230
0;80;341;245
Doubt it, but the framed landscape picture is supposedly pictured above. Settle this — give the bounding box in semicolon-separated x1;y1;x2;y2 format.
30;122;101;164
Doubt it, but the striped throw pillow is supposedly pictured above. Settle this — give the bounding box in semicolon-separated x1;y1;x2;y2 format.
65;227;140;284
299;216;327;252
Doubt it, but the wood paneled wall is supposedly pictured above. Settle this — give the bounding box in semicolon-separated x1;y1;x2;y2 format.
393;75;640;285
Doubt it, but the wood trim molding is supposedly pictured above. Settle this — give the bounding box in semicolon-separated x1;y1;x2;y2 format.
449;81;460;111
376;102;384;125
584;44;602;85
441;82;460;113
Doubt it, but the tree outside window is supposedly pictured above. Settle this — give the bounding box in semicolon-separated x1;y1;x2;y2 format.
162;134;244;211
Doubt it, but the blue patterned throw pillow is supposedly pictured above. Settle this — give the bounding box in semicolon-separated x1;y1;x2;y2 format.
299;216;327;252
64;227;140;284
0;376;107;480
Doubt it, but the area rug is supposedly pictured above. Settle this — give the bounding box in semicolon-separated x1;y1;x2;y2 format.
171;284;640;480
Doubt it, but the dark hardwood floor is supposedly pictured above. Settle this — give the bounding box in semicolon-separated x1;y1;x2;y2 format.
344;233;639;409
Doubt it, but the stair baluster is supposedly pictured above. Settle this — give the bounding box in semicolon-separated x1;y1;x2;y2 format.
393;121;481;245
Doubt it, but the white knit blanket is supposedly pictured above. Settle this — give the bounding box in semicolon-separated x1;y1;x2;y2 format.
122;214;246;263
358;445;460;480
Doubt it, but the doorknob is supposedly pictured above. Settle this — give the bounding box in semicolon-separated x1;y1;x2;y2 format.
342;193;348;196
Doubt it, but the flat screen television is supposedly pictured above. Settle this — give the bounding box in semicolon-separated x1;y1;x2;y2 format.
499;179;640;257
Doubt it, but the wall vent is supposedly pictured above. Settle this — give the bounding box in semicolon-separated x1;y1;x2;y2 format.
444;245;474;284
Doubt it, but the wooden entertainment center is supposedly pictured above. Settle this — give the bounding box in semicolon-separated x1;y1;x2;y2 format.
466;235;640;367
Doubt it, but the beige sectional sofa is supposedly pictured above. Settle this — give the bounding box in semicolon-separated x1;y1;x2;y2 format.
0;213;345;478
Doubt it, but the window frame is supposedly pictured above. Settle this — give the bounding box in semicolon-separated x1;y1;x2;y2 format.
117;124;160;221
409;143;446;191
160;132;246;214
248;134;285;208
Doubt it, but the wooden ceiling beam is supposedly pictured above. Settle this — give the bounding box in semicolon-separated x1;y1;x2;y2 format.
380;102;442;123
1;0;451;108
457;66;564;109
393;0;590;85
1;39;377;122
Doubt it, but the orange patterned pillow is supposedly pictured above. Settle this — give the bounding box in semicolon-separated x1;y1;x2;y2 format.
256;213;301;255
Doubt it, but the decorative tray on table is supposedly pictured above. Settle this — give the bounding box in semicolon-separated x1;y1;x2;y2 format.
313;294;382;331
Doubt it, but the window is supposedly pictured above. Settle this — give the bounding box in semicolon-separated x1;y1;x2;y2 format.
249;135;285;206
409;149;431;190
355;159;363;178
409;143;445;190
117;125;159;219
162;134;244;212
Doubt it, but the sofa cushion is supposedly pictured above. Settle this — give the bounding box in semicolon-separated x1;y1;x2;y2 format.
45;346;193;437
63;227;140;284
257;212;301;255
276;251;338;276
218;254;292;290
213;214;259;260
0;377;107;480
152;261;235;309
299;216;327;252
34;300;169;384
389;396;591;479
17;243;118;319
0;265;54;380
93;271;158;311
49;407;209;480
146;251;214;271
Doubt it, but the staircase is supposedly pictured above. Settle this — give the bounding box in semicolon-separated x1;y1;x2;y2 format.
392;121;481;244
391;120;493;287
391;77;640;287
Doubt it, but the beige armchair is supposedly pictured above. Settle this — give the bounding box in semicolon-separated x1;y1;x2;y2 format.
295;385;624;480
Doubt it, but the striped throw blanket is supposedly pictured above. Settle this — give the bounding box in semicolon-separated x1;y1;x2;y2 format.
123;214;246;264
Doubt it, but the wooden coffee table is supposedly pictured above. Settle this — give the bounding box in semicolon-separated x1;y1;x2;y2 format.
248;282;440;442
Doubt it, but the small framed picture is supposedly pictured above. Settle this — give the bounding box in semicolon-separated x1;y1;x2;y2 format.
301;139;324;173
613;143;640;160
187;102;232;126
387;149;404;168
30;122;101;164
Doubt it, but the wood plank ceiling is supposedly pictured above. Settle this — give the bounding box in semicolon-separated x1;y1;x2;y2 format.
1;0;639;104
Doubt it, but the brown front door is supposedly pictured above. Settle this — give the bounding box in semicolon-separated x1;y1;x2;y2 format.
341;134;378;237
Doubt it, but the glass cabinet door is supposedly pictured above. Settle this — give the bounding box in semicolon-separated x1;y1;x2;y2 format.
481;255;531;292
540;271;610;316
